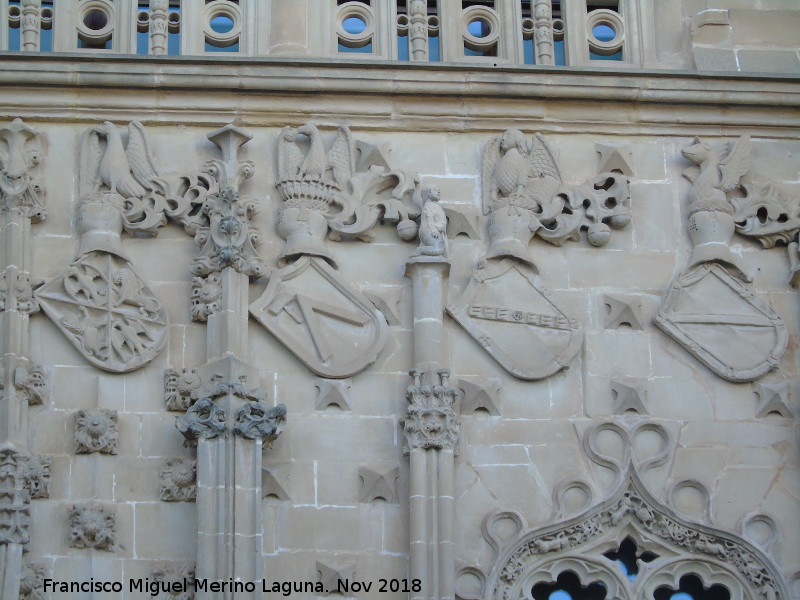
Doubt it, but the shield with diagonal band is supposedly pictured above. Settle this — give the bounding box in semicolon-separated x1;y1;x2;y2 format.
249;256;388;378
447;259;582;380
655;263;787;382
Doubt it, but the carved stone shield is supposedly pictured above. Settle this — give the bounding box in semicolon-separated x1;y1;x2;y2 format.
655;263;787;382
36;251;168;372
447;259;582;380
249;256;388;378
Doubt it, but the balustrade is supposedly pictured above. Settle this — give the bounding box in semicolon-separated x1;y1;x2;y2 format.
1;0;654;67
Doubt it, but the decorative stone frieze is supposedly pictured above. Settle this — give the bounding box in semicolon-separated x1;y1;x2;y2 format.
655;135;788;382
74;409;118;454
358;465;400;504
0;118;45;222
19;562;46;600
68;503;116;551
163;367;202;412
152;563;195;600
160;457;197;502
403;369;460;454
0;448;31;546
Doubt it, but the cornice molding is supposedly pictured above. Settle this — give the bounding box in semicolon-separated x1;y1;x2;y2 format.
0;55;798;135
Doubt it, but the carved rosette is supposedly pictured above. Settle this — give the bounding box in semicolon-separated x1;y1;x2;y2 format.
68;503;116;551
153;563;195;600
74;409;118;454
160;457;197;502
0;118;45;222
234;402;287;442
403;369;460;454
0;448;32;546
164;367;202;412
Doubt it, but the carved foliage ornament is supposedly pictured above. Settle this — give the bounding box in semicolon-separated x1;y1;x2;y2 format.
153;563;196;600
403;369;460;453
20;562;47;600
160;457;197;502
0;448;31;545
275;122;419;265
0;360;48;406
0;118;45;222
655;136;787;382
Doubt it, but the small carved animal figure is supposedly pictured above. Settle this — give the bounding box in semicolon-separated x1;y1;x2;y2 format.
695;537;727;558
64;264;107;306
112;267;160;315
413;184;448;258
62;306;106;358
534;533;568;553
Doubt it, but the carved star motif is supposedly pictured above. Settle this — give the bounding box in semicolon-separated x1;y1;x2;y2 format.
355;139;393;171
458;377;501;415
603;294;644;330
262;465;291;501
315;379;353;411
317;560;357;593
596;143;635;176
611;379;647;415
754;382;794;418
362;286;404;326
358;465;399;504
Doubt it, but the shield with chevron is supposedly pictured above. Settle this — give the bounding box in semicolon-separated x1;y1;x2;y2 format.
249;256;388;378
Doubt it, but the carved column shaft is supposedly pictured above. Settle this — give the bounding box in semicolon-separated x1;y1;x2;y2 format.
405;257;456;600
20;0;41;53
534;0;555;65
409;0;429;62
0;120;43;600
206;268;249;360
267;0;309;56
149;0;169;55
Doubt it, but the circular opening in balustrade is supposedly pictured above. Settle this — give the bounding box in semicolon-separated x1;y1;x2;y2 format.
396;13;409;29
467;17;492;38
169;11;180;24
8;5;21;19
427;15;440;31
137;10;150;26
210;13;234;34
342;15;367;35
521;18;534;34
83;10;109;31
553;19;565;35
592;23;616;42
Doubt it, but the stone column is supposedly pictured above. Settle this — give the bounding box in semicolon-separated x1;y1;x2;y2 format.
409;0;429;62
174;125;284;599
404;256;458;600
533;0;555;65
20;0;41;52
149;0;168;56
0;119;46;600
268;0;309;56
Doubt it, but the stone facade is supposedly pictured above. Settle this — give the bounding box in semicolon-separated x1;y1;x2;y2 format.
0;1;798;599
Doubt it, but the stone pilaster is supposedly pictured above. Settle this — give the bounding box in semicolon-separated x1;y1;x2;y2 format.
404;256;458;600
